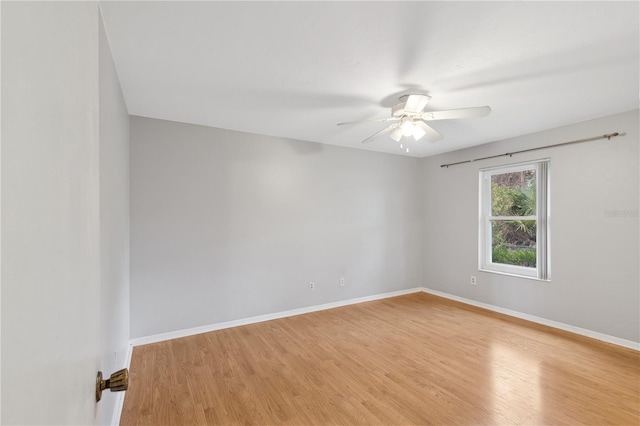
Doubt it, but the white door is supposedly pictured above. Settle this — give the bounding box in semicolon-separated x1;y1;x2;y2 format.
2;2;104;424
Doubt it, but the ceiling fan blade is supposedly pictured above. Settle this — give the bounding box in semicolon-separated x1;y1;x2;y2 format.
421;106;491;121
415;120;443;142
403;94;431;114
361;124;399;144
337;117;399;126
390;126;403;142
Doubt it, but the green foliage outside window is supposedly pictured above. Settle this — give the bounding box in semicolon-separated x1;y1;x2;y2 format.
491;171;537;267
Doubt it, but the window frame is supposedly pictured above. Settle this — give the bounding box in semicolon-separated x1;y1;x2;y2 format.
478;159;550;281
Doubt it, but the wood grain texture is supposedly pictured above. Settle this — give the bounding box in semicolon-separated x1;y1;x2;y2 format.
121;293;640;425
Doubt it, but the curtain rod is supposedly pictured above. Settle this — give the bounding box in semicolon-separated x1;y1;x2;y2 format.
440;132;622;168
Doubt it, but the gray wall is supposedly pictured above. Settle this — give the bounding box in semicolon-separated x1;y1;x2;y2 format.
130;116;423;338
2;3;102;424
99;12;130;426
130;111;639;344
422;109;639;342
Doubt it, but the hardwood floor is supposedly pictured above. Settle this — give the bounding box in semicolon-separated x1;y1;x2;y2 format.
121;293;640;425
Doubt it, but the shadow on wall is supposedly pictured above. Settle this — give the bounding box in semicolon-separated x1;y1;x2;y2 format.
284;137;325;155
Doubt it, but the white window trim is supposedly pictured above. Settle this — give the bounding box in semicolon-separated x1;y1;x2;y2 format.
478;159;550;281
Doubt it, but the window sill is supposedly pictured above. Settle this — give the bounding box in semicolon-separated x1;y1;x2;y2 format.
479;268;551;282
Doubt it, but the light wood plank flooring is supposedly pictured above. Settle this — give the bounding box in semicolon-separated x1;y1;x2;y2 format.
121;292;640;425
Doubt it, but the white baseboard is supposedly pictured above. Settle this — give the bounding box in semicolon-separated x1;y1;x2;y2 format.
128;285;639;351
420;287;640;351
111;343;134;426
130;287;423;347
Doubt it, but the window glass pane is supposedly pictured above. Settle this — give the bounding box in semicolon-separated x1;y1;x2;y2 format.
491;220;537;267
491;169;536;216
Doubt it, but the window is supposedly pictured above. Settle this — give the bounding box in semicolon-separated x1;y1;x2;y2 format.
479;159;550;280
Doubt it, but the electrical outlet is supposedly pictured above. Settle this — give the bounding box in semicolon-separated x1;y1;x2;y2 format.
309;281;315;291
339;278;345;287
470;276;477;285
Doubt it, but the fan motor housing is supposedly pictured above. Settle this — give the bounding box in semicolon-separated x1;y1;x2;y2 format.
391;94;430;117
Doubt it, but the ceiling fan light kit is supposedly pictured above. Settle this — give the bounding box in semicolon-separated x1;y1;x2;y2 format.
337;94;491;154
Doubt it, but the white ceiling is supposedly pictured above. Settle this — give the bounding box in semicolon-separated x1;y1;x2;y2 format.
99;1;639;158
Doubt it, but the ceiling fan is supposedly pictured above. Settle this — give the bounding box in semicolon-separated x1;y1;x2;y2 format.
338;94;491;153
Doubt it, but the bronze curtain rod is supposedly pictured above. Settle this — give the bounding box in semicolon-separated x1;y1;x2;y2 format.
440;132;622;168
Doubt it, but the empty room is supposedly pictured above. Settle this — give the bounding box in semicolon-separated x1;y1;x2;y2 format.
1;1;639;425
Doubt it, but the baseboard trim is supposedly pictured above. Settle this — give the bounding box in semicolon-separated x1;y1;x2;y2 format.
111;343;134;426
130;287;423;347
129;285;638;351
420;287;640;351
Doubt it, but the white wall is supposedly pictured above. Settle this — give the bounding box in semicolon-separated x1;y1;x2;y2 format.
422;109;639;343
0;0;4;419
130;116;422;338
99;12;130;426
2;2;101;424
